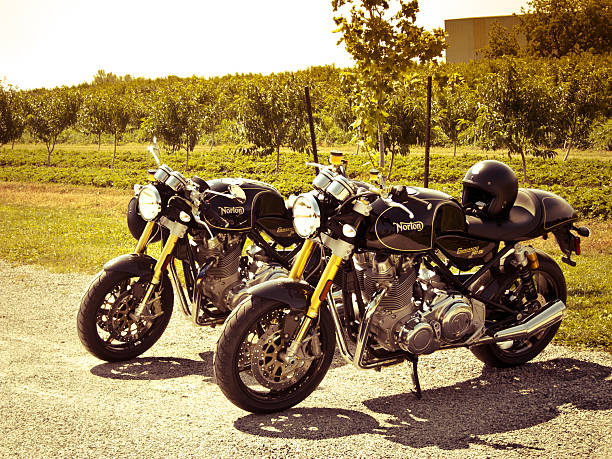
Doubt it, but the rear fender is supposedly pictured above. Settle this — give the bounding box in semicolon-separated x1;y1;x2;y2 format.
247;278;314;311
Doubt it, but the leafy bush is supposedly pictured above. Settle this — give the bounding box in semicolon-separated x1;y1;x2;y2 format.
588;119;612;151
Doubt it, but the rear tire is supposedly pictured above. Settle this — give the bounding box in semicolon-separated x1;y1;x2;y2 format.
214;298;335;413
470;250;566;368
77;270;173;362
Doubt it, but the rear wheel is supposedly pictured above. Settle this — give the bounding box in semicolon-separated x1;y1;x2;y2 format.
470;250;566;368
214;298;336;413
77;270;173;362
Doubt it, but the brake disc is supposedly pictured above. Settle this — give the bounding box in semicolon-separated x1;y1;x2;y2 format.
250;323;311;390
107;289;151;342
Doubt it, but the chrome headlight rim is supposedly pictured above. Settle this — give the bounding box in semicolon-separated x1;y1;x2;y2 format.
292;193;321;238
137;184;162;221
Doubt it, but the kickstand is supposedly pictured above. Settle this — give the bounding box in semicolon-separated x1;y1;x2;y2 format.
408;355;422;399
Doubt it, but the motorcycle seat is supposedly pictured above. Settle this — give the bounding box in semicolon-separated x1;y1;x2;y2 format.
465;189;543;241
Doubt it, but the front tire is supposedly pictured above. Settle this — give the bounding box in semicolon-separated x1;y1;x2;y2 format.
470;250;566;368
214;298;336;413
77;270;173;362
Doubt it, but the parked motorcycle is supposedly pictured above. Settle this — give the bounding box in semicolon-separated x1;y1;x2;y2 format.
214;154;589;413
77;140;317;362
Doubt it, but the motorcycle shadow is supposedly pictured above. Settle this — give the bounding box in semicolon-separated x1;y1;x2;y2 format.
90;351;214;381
234;407;381;440
233;357;611;450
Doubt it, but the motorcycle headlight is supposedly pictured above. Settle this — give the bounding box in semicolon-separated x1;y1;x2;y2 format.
138;185;162;221
292;194;321;238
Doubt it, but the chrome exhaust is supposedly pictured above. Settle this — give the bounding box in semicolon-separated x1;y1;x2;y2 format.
475;300;566;345
326;288;405;369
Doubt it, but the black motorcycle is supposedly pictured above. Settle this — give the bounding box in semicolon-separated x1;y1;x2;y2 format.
77;140;317;362
214;155;589;413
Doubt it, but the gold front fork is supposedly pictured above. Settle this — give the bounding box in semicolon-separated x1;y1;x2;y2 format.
132;233;180;319
288;239;315;280
286;253;344;359
134;221;156;254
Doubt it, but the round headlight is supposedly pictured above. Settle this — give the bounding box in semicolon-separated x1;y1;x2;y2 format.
138;185;162;221
292;194;321;238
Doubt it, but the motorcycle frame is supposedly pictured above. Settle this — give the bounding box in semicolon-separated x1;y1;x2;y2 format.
131;218;307;326
284;235;538;370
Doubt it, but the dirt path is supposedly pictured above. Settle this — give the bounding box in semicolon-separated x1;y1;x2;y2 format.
0;260;610;458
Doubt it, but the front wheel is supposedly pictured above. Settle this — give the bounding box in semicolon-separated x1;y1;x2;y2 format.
77;270;173;362
470;250;566;368
214;298;336;413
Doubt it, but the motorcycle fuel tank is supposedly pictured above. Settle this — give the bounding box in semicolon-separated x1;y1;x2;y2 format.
202;179;296;244
364;187;465;252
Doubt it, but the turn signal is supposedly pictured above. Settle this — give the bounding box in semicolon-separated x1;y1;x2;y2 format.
330;150;343;166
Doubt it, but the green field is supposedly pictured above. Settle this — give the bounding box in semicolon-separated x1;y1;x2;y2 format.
2;143;611;219
0;142;610;351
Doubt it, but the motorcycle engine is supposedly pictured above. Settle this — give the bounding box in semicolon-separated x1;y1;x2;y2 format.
354;253;485;355
192;233;244;311
192;233;288;311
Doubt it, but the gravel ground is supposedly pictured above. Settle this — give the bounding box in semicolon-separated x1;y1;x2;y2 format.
0;260;610;458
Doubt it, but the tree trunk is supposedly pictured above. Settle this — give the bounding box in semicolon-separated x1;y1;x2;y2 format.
98;133;101;151
111;132;117;169
210;131;215;152
453;138;457;157
276;146;280;173
46;137;56;166
563;118;578;161
520;149;528;183
387;148;395;181
423;76;432;188
377;121;385;170
11;139;15;150
186;148;190;171
563;139;573;161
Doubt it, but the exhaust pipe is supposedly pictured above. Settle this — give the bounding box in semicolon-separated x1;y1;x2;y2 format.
476;300;566;345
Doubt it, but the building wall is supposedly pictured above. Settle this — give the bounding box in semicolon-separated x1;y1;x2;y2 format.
445;15;524;63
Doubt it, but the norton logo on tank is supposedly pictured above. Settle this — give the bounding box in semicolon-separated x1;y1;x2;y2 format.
394;221;424;232
220;206;245;216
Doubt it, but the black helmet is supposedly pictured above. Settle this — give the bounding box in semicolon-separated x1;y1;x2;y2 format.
462;160;518;219
127;196;162;242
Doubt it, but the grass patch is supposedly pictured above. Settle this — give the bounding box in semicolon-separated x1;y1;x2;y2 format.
0;203;134;274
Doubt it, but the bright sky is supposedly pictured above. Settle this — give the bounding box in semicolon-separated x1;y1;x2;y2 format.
0;0;529;90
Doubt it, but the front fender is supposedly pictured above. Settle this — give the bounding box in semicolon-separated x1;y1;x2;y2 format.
103;253;156;277
247;278;314;311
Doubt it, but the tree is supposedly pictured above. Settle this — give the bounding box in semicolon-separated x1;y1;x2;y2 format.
240;78;295;172
434;70;476;156
552;54;610;160
25;88;81;166
0;82;26;148
479;21;522;58
476;58;556;182
332;0;446;171
104;87;132;168
382;72;426;177
78;91;106;150
200;81;225;151
142;79;210;170
520;0;612;58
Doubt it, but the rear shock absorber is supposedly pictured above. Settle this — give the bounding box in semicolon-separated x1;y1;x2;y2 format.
514;244;539;303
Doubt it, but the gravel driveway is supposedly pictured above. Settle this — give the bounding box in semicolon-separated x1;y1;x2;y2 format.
0;260;610;458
